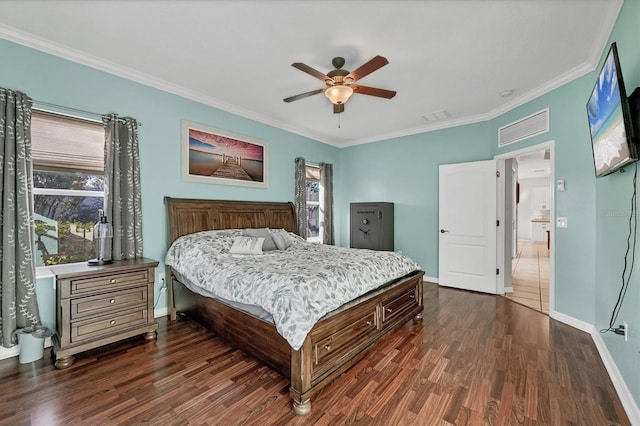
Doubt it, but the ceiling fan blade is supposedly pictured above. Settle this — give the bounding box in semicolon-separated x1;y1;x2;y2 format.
346;55;389;81
352;85;396;99
291;62;332;82
283;88;325;103
333;103;345;114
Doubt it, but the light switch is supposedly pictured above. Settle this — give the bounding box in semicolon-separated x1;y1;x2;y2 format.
556;179;566;192
556;217;568;228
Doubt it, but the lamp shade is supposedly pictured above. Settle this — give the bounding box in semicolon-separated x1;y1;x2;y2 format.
325;85;354;105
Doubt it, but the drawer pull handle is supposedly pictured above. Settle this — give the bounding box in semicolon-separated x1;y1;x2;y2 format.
366;320;373;326
110;320;116;325
324;345;331;351
110;279;116;284
409;294;415;299
110;299;116;304
386;308;393;313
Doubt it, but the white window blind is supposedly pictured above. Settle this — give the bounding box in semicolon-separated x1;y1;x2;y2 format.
31;111;104;172
305;165;320;181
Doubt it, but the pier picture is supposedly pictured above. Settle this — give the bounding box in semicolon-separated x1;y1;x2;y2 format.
181;121;268;188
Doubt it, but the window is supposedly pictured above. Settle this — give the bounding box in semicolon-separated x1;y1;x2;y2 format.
31;111;105;266
305;165;323;243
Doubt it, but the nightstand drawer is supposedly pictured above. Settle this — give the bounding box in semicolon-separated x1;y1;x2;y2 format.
70;286;148;320
65;269;149;297
71;307;149;343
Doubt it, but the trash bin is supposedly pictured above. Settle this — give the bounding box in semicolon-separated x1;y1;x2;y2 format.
14;326;53;364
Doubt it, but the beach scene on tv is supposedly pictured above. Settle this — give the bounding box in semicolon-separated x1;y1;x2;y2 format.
188;128;264;182
587;50;631;176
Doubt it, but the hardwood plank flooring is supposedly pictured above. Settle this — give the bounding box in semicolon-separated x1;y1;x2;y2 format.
506;241;550;314
0;282;629;425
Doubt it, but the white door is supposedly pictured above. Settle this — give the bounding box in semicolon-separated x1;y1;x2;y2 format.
439;160;498;294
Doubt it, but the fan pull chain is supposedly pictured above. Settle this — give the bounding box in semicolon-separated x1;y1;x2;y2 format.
338;113;341;129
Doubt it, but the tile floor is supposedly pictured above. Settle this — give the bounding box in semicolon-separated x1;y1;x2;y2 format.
505;240;550;314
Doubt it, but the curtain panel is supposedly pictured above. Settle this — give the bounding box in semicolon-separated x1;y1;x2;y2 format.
320;162;334;245
0;88;41;347
294;157;307;238
103;115;143;260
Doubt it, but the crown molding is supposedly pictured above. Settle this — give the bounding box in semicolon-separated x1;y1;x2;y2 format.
0;24;333;145
0;12;614;150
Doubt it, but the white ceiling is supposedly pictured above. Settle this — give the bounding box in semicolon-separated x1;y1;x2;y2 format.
517;149;551;179
0;0;622;148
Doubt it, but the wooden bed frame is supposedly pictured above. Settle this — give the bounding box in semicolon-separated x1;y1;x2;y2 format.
165;197;424;415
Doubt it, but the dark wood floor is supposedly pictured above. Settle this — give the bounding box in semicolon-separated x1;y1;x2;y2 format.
0;282;629;425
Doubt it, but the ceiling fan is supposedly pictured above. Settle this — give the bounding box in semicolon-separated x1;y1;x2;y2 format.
283;55;396;114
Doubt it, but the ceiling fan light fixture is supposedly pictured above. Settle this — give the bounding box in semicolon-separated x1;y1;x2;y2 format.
325;85;354;105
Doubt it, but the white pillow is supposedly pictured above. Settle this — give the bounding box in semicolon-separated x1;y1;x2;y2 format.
244;228;277;251
271;229;293;250
229;236;264;254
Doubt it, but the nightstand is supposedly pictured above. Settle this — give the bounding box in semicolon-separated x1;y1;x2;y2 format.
52;258;159;369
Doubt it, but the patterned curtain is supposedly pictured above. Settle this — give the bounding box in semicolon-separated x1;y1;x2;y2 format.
320;162;334;245
0;88;41;347
294;157;307;238
103;115;143;260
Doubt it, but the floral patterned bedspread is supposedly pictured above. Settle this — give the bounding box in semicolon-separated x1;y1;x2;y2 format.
165;229;421;350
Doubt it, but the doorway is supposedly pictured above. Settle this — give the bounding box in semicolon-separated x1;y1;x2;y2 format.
496;142;554;315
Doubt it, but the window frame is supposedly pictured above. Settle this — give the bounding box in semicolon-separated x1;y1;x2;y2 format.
31;110;105;271
305;165;324;243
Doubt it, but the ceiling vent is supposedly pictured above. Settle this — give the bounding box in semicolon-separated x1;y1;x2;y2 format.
498;108;549;147
421;110;450;122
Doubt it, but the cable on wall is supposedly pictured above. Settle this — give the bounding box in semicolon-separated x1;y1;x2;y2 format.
601;161;637;334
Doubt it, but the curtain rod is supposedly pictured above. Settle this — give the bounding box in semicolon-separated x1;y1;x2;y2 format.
31;100;142;126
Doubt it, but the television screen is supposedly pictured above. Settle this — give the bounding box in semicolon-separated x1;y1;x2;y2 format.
587;42;637;177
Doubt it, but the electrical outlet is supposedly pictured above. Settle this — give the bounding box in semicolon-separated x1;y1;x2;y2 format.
624;321;629;342
159;272;165;282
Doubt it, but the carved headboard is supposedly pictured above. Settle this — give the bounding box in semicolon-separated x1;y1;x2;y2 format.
164;197;298;246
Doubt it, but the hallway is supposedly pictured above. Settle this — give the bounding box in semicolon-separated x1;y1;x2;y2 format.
506;240;550;314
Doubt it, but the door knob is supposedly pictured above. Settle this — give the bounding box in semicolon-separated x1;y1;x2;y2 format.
440;229;449;233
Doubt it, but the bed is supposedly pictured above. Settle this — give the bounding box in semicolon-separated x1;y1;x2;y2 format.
164;197;424;415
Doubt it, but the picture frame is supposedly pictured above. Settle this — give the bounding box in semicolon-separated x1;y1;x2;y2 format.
181;120;268;188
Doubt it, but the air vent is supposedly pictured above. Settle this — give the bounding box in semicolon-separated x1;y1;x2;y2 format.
421;110;450;122
498;108;549;147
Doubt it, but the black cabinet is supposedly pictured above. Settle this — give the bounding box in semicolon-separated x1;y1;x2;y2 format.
350;202;394;251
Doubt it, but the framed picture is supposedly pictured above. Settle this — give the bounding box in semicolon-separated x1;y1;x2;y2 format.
181;120;268;188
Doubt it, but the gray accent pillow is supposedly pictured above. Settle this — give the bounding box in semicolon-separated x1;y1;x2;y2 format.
271;229;293;250
229;236;264;254
244;228;277;251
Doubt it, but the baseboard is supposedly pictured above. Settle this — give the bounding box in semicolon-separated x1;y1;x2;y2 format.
591;328;640;425
154;306;169;318
504;286;514;293
552;310;640;424
550;310;593;334
0;345;19;360
424;275;438;284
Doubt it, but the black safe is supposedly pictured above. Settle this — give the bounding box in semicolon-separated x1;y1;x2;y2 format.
349;202;394;251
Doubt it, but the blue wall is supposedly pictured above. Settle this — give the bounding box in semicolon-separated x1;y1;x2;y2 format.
338;122;492;274
0;38;340;312
593;0;640;407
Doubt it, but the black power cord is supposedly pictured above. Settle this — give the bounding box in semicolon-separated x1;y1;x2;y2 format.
601;162;637;335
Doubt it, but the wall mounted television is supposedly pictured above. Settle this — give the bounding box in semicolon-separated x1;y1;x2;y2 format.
586;42;640;177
